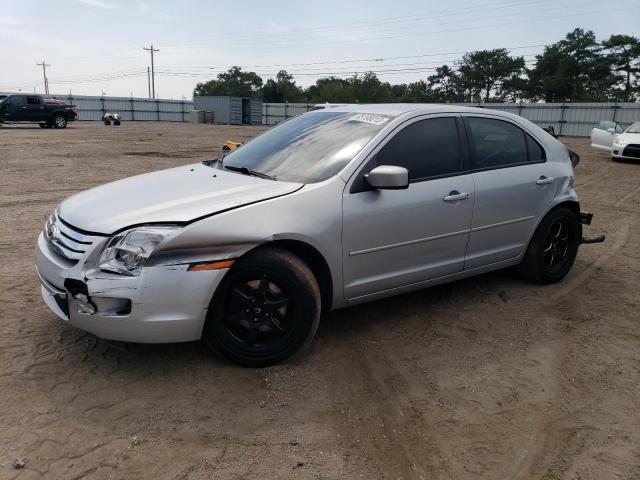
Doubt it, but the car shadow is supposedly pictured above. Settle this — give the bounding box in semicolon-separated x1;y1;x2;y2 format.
40;268;525;374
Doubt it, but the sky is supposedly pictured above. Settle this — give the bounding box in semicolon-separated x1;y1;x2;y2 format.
0;0;638;99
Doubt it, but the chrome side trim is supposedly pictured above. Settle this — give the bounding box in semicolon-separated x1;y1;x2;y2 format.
349;228;470;256
471;216;534;232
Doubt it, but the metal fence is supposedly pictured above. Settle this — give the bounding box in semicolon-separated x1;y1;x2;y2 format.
263;103;316;125
262;102;640;137
1;92;195;122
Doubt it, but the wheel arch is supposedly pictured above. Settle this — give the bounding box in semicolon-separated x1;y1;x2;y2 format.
524;199;582;254
239;239;334;313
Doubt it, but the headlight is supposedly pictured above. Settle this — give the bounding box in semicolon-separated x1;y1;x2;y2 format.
98;226;180;276
613;136;626;146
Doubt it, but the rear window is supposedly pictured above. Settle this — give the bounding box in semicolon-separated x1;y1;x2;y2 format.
466;117;544;169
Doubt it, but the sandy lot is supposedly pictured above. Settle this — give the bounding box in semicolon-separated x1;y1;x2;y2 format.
0;121;639;480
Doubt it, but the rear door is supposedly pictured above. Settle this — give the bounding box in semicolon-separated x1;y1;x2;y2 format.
342;115;475;299
24;96;46;121
462;115;555;270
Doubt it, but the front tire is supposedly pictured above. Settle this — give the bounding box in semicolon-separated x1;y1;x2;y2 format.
203;247;321;367
52;114;67;129
520;206;580;284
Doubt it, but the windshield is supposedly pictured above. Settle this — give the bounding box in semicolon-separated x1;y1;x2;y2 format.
221;111;393;183
0;95;6;103
626;122;640;134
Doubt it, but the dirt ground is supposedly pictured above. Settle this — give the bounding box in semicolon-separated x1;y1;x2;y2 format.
0;121;639;480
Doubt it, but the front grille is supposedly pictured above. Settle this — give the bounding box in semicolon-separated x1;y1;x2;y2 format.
622;144;640;159
45;212;105;262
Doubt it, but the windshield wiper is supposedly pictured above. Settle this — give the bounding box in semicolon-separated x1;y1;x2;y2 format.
202;150;229;167
224;165;276;181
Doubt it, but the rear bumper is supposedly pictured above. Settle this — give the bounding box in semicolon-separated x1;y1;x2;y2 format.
35;233;227;343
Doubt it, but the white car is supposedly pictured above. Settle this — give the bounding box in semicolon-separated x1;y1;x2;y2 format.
590;120;640;161
609;122;640;161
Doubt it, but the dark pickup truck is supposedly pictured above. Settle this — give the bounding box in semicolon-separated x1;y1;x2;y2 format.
0;94;77;128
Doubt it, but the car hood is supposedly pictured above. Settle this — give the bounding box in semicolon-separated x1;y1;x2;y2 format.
58;163;303;234
617;132;640;143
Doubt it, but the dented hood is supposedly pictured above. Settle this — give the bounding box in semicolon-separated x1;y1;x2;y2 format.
58;163;302;234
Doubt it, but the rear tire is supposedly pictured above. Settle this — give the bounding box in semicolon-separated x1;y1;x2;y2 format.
203;247;321;367
520;206;580;284
52;114;67;129
114;120;121;126
104;120;111;125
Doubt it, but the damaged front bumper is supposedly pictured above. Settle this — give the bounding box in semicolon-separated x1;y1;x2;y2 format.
579;211;606;244
35;233;228;343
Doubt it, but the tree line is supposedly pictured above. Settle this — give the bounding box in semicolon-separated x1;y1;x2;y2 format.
193;29;640;103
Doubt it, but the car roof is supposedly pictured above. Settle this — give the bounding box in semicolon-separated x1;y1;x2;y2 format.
320;103;506;117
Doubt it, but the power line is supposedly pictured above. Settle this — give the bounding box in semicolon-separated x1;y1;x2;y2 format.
143;44;159;99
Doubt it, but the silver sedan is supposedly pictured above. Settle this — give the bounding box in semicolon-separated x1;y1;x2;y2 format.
35;104;603;367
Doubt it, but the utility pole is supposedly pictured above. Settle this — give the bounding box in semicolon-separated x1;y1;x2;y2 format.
36;60;51;94
143;44;159;99
147;67;151;99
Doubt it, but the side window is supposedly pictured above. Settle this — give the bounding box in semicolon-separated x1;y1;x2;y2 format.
26;96;41;105
526;135;545;162
8;96;26;106
466;117;529;170
376;117;461;181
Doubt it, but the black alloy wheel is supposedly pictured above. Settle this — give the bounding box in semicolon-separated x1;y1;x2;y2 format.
520;206;580;284
203;248;321;367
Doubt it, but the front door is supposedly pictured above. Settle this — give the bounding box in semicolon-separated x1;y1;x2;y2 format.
4;96;27;121
342;116;474;300
462;116;557;269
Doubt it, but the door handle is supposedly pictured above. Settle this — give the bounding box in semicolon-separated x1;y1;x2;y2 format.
443;190;470;202
536;176;554;185
21;106;27;109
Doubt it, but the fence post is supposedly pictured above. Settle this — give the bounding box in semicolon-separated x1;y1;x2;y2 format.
101;96;106;120
517;101;524;118
284;102;288;122
611;103;620;124
181;101;185;122
558;103;568;136
130;98;135;121
156;100;160;121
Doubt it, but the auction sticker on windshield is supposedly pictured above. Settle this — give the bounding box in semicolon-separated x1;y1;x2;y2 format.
348;113;391;126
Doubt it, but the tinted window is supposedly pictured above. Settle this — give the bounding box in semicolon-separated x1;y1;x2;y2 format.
26;96;41;105
466;117;529;169
222;111;392;183
376;117;461;180
7;96;25;106
526;135;545;162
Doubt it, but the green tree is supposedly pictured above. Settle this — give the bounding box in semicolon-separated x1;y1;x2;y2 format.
398;80;436;102
456;49;526;102
602;34;640;101
304;77;353;103
193;66;263;98
528;28;612;102
261;70;304;102
349;72;393;103
427;65;461;102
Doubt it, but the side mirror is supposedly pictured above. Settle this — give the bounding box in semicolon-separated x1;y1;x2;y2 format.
606;128;615;134
365;165;409;190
